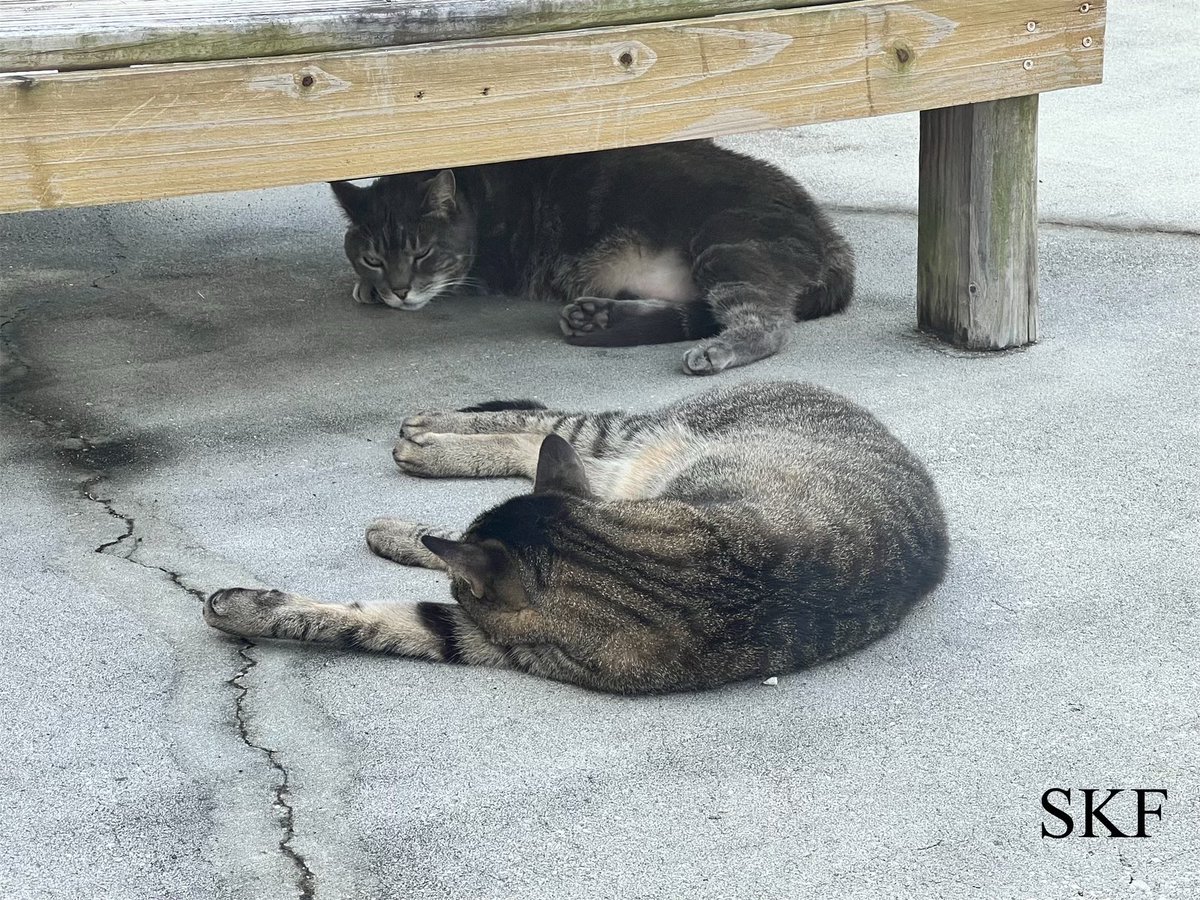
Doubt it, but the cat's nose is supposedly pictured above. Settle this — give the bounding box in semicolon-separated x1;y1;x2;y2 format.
394;287;409;300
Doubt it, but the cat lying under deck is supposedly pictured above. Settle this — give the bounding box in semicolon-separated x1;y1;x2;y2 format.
204;382;948;694
331;141;855;375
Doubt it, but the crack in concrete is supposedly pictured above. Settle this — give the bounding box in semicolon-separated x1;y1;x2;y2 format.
84;475;209;602
80;466;315;898
231;641;317;900
3;304;316;899
83;475;136;558
0;309;31;389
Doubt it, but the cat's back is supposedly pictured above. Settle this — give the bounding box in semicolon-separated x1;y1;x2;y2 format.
672;383;947;662
587;382;947;684
663;382;945;539
543;141;820;240
670;381;897;459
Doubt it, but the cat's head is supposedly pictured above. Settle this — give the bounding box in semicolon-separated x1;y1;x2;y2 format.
330;171;475;310
420;436;594;608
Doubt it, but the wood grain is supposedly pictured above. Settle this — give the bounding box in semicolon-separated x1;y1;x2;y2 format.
0;0;845;72
917;95;1040;349
0;0;1106;213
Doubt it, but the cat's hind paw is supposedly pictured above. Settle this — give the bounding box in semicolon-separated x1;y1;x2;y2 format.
683;341;736;376
560;298;612;336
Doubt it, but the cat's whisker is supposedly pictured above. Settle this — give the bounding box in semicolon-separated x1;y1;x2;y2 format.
438;277;486;296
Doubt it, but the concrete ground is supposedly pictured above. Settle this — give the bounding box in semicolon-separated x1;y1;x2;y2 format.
1;4;1197;898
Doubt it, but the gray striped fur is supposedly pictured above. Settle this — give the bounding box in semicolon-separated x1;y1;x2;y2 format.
205;382;948;694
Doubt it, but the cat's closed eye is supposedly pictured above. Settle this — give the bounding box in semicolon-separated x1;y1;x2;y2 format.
414;247;433;262
361;255;384;269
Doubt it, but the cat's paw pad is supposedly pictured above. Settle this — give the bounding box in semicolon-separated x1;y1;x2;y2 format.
204;587;289;636
560;298;612;336
683;342;735;376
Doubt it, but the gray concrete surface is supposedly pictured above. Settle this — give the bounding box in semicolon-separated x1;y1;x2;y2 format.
1;4;1197;898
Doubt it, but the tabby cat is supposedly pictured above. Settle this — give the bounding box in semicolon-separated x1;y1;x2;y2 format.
330;140;855;375
205;382;948;694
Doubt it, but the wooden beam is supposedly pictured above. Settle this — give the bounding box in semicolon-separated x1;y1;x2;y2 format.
0;0;1106;213
0;0;845;73
917;95;1040;349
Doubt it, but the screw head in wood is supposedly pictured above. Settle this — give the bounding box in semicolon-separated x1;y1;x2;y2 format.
1023;59;1034;70
1079;3;1091;11
300;74;315;88
1027;21;1037;32
1082;36;1094;48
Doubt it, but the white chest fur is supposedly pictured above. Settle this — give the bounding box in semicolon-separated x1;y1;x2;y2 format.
590;245;699;303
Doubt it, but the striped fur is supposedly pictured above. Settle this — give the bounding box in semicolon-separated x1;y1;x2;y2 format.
331;141;854;375
205;382;948;694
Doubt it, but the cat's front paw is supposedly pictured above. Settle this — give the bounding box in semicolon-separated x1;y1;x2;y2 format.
560;298;612;336
393;432;438;475
204;587;291;637
353;282;383;305
392;432;471;477
683;341;736;376
366;518;448;568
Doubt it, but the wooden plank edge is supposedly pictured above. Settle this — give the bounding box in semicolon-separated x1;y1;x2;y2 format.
0;0;848;73
0;0;1108;213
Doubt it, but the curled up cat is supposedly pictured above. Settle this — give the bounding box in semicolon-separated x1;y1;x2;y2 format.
204;382;949;694
330;140;855;375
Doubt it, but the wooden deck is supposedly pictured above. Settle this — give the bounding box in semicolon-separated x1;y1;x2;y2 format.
0;0;1104;214
0;0;1106;350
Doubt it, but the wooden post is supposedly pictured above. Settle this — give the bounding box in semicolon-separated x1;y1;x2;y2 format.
917;95;1039;349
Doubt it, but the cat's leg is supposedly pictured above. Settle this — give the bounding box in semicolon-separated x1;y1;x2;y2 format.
204;588;617;689
393;407;645;478
392;431;545;479
204;588;508;665
685;282;792;375
365;519;462;569
559;296;719;347
684;237;822;375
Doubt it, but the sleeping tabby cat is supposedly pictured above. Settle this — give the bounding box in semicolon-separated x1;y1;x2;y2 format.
330;140;854;375
205;382;948;694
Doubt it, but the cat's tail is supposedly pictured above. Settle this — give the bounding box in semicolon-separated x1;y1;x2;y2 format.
794;235;855;321
456;399;547;413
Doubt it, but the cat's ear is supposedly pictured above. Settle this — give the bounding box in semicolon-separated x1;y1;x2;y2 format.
534;434;591;497
330;180;370;221
423;169;457;216
421;535;504;598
